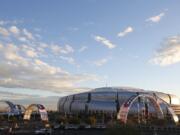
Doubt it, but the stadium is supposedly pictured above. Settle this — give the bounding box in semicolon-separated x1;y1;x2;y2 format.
58;87;180;124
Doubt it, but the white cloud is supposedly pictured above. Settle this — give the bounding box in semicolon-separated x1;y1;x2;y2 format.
79;46;88;52
9;26;20;35
18;37;28;42
51;44;74;55
60;56;75;64
63;44;74;53
0;25;35;43
1;44;29;66
21;45;38;58
0;25;36;43
23;28;34;40
146;12;165;23
51;45;63;55
39;42;48;48
0;90;32;100
151;35;180;66
25;50;37;58
94;36;116;49
0;19;24;26
0;23;100;93
0;43;3;49
0;27;9;36
0;43;98;92
35;34;42;39
94;58;109;66
117;26;133;37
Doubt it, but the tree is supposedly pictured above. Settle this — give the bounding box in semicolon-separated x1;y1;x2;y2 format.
68;117;80;124
85;116;97;126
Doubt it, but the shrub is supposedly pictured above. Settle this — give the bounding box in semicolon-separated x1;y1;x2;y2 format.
105;121;140;135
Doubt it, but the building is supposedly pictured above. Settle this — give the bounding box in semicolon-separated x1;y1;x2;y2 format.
57;87;180;124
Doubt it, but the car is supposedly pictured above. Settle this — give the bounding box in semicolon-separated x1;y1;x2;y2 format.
53;124;60;129
64;124;79;130
85;125;91;129
95;124;106;129
35;128;52;135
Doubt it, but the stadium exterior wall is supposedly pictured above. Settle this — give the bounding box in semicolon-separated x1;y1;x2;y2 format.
57;87;180;124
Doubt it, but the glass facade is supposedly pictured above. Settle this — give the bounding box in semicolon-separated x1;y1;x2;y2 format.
58;87;180;123
171;95;180;105
155;92;171;104
91;92;117;101
71;101;86;113
88;101;116;113
118;92;136;106
63;95;73;113
74;93;88;101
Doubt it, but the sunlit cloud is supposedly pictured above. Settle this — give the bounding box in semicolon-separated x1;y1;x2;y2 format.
0;20;105;93
94;35;116;49
23;28;34;40
0;90;32;100
117;26;133;37
18;37;28;42
151;35;180;66
0;24;36;43
94;58;109;66
9;26;20;35
0;27;9;36
146;12;165;23
21;45;38;58
50;44;74;55
0;42;98;92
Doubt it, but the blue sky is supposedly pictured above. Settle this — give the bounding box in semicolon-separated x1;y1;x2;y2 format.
0;0;180;98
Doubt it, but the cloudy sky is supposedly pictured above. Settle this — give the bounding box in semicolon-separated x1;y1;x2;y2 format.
0;0;180;99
